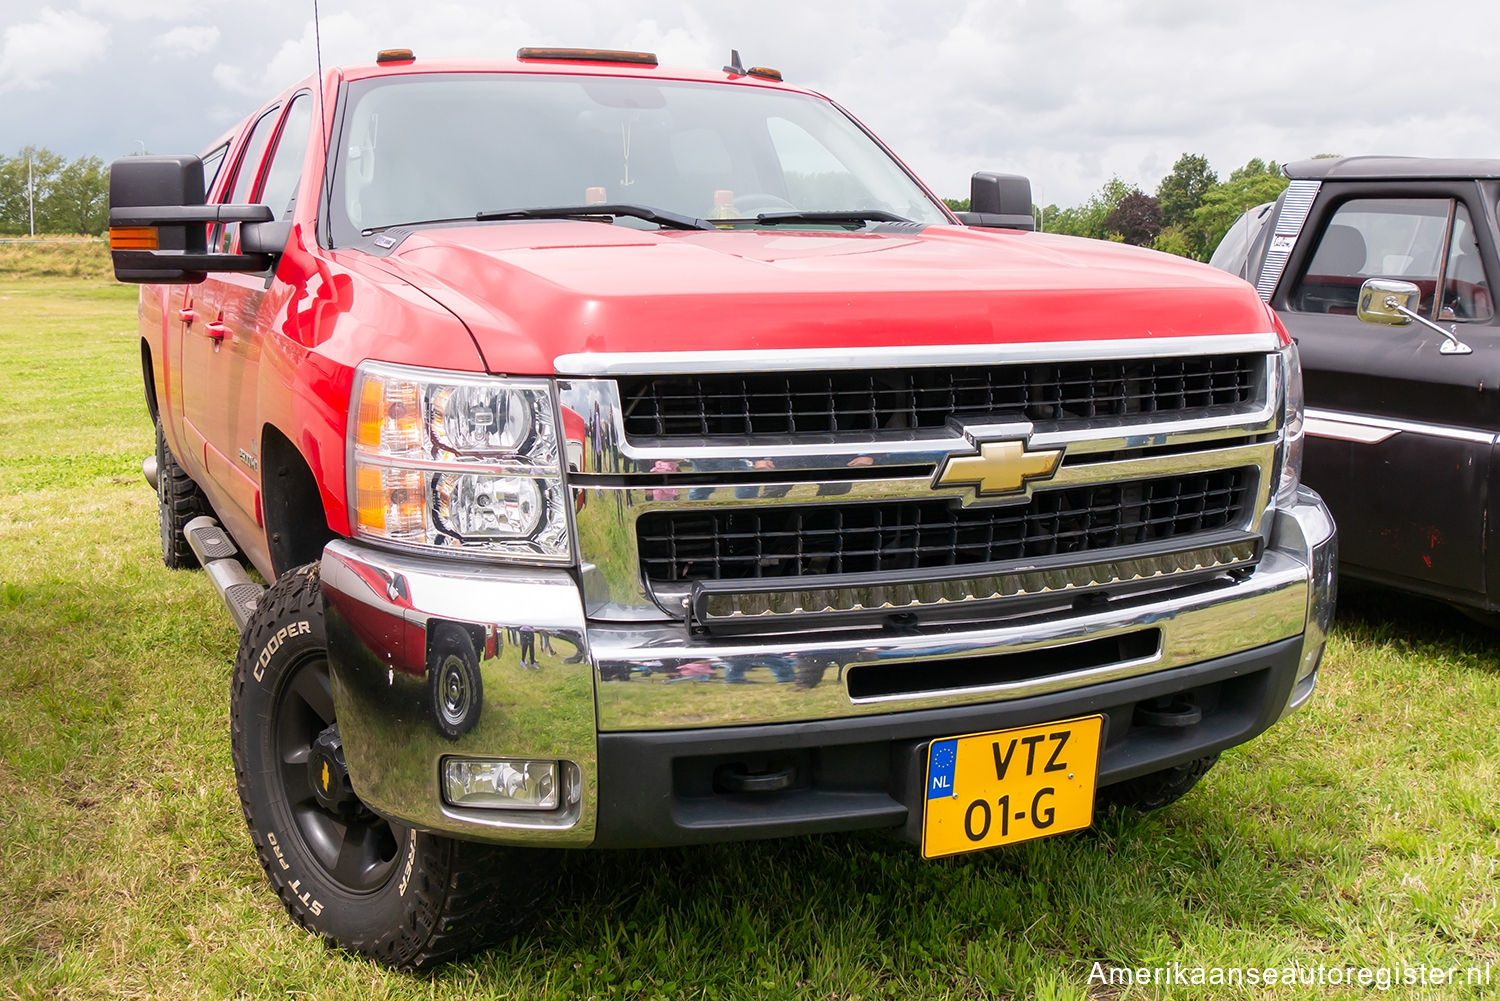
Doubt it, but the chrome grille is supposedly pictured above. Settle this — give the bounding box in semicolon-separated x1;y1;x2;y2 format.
637;469;1253;584
616;355;1260;439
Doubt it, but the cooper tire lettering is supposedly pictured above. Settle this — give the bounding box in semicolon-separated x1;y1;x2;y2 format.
253;619;311;683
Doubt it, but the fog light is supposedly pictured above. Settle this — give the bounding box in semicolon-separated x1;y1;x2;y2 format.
443;757;559;810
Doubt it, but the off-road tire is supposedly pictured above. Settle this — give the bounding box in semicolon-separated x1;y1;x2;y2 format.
154;416;211;569
1100;753;1219;813
231;562;555;969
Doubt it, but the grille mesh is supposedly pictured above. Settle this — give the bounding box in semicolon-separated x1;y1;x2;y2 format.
618;356;1260;439
638;469;1252;584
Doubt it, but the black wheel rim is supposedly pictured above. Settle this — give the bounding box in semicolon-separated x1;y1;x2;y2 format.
272;652;400;894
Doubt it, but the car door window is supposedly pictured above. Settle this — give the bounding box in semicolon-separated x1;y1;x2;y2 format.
1291;197;1491;321
200;143;229;197
255;93;313;220
214;105;281;252
1441;205;1492;320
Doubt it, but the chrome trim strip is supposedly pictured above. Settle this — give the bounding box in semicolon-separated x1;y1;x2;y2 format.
1304;408;1496;446
584;440;1271;512
556;333;1282;376
1256;180;1320;301
1304;416;1397;445
591;546;1311;730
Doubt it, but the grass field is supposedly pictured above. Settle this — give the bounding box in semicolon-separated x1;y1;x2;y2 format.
0;264;1497;999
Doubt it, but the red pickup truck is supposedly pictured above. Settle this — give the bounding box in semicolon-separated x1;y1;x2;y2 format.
108;48;1336;968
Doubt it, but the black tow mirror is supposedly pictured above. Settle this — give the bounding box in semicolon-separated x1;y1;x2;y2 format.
955;172;1035;231
108;155;277;284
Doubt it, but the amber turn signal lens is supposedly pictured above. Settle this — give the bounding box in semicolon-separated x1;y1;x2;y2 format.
355;377;420;454
109;226;159;250
354;465;427;540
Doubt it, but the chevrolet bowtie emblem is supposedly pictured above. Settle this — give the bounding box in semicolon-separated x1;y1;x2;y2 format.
934;439;1064;497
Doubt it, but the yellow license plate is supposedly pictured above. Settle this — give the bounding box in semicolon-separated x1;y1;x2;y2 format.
922;715;1104;859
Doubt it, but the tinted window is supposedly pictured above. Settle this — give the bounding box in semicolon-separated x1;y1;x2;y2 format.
255;93;313;220
216;106;281;252
1290;197;1491;319
1441;205;1492;321
200;143;229;196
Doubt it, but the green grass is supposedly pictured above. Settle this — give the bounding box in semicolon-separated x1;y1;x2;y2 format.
0;276;1496;999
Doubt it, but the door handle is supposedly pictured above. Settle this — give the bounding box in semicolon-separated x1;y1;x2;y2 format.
177;307;196;324
205;319;229;342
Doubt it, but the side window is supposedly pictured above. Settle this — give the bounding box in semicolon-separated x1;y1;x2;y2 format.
214;105;282;253
1442;205;1492;321
1290;198;1474;318
200;143;229;197
255;93;313;220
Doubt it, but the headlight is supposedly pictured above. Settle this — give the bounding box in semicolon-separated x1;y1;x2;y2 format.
1276;338;1304;506
349;362;571;561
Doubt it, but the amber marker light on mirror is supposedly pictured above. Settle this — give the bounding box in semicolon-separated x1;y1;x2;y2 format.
109;227;159;250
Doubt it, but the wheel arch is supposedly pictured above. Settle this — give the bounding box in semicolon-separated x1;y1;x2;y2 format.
260;424;339;578
141;338;160;424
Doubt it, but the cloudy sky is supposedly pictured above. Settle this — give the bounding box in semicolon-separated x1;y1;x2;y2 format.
1;0;1496;207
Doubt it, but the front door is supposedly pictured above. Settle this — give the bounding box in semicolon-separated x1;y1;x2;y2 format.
1275;183;1500;602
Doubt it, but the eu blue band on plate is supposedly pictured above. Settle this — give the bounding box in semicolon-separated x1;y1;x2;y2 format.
927;738;957;800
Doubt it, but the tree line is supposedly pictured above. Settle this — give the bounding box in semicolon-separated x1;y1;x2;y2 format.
1043;154;1294;260
948;153;1307;262
0;148;109;236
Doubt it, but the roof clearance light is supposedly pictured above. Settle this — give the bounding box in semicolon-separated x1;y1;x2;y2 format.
748;66;783;81
376;48;415;64
516;47;658;66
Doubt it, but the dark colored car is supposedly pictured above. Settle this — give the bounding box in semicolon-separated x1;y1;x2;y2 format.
1216;156;1500;616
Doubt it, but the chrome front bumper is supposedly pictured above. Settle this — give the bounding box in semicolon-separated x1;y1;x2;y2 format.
321;488;1335;847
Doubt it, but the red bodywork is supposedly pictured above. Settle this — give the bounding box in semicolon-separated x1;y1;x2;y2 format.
142;57;1270;582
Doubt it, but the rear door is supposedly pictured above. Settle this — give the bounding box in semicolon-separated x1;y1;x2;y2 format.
1274;181;1500;601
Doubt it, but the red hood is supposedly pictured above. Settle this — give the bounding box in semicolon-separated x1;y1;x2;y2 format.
380;222;1271;375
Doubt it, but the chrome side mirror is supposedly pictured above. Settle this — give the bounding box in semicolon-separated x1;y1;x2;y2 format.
1357;278;1472;356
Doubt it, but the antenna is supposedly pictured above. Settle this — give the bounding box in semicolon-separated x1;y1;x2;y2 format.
312;0;334;247
313;0;328;157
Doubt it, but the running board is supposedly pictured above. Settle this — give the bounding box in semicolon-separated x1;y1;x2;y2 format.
184;515;264;632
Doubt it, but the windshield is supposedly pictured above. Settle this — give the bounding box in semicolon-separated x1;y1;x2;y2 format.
330;72;949;241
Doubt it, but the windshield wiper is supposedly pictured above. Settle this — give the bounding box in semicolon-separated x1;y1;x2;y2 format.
751;210;911;227
475;204;714;231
